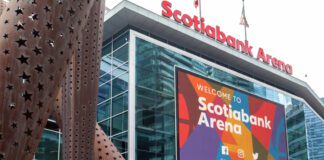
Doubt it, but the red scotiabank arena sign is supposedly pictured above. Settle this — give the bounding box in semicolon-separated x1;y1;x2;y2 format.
161;1;293;75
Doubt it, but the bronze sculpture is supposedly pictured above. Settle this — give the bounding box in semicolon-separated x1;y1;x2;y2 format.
0;0;124;159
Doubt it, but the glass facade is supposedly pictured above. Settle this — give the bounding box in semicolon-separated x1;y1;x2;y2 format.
304;105;324;160
35;30;324;160
134;36;322;160
97;31;129;159
286;100;308;159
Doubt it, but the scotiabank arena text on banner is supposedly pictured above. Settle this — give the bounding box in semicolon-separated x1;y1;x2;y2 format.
162;1;293;75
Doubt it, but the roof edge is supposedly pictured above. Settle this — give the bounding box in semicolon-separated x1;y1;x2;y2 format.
104;1;324;118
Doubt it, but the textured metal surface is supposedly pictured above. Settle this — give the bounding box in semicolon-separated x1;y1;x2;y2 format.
52;87;63;130
61;0;105;159
0;0;107;159
94;123;125;160
53;91;125;160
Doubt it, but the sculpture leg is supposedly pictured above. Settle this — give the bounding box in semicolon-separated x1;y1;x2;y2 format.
60;0;110;159
52;91;125;160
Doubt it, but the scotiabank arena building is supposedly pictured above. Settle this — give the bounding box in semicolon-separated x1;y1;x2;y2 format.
35;1;324;160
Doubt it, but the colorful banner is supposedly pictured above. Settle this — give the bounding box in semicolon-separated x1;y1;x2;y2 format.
176;68;288;160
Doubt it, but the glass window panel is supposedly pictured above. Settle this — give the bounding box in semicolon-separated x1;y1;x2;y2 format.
59;138;63;160
112;93;128;116
278;92;286;105
236;77;254;92
136;68;174;96
112;72;128;97
99;73;111;86
136;87;175;117
135;83;175;160
253;83;266;98
113;45;129;67
304;105;324;159
35;130;60;160
113;66;128;78
100;54;112;73
113;32;129;50
102;42;112;57
97;100;110;122
99;70;106;77
111;132;128;153
136;127;175;160
122;153;128;160
112;113;128;135
99;119;110;136
99;68;112;86
97;81;111;104
266;88;280;104
98;55;112;102
286;100;308;159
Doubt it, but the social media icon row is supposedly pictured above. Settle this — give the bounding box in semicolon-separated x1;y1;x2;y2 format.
221;145;259;160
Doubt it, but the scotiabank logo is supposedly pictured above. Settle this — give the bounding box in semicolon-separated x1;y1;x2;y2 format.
162;1;293;75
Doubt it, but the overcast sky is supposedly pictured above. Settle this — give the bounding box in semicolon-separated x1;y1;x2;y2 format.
106;0;324;98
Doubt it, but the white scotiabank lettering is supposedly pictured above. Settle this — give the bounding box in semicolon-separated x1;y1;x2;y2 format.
198;112;242;135
197;83;231;101
198;97;207;111
198;112;209;127
197;96;272;135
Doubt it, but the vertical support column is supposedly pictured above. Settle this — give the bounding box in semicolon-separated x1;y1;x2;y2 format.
128;30;136;160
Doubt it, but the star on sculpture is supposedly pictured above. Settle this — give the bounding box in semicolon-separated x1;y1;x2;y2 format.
32;29;40;37
3;49;9;55
3;33;8;39
24;128;32;137
44;6;51;12
15;7;23;15
34;65;43;73
22;109;33;120
37;101;43;108
17;55;29;64
33;46;42;55
14;21;25;31
68;7;75;15
37;118;42;126
29;13;38;21
16;38;27;47
22;90;32;101
37;83;44;91
19;72;31;83
11;123;17;128
6;85;13;90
